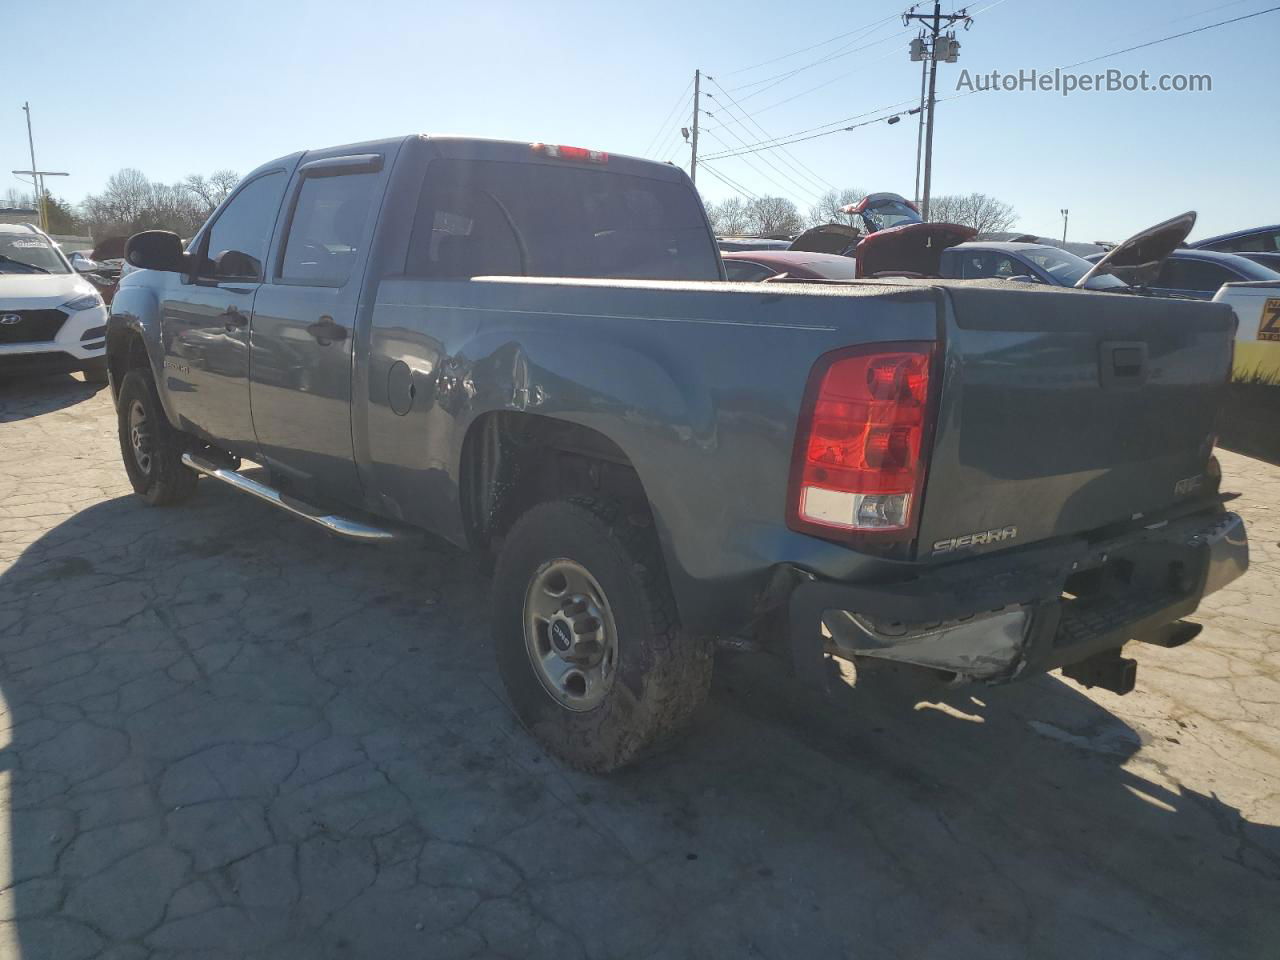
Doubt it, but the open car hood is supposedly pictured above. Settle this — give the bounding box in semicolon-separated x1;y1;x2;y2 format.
789;223;862;256
855;222;976;277
1075;211;1196;289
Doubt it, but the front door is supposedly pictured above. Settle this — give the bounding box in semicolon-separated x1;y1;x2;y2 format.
161;170;288;450
249;154;386;503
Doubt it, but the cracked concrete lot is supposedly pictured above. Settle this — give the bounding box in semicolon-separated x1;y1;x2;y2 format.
0;374;1277;960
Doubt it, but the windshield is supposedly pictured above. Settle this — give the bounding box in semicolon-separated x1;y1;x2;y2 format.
0;233;69;274
859;198;923;233
1024;246;1128;289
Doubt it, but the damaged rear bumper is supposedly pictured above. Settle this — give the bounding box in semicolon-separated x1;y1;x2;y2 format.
787;508;1247;687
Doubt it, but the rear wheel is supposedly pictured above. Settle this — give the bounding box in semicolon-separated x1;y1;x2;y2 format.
493;498;712;772
116;369;198;506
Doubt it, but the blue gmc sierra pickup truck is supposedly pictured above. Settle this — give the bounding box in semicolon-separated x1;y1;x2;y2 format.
106;135;1248;771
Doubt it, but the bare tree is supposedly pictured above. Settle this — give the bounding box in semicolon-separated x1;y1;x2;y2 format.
745;196;803;237
80;167;240;240
807;187;867;227
704;196;751;235
183;169;240;216
926;193;1017;234
3;187;34;209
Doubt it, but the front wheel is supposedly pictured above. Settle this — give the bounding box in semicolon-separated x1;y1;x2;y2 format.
116;369;198;506
493;498;712;772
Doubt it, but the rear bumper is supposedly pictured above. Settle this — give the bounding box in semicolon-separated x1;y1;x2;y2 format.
787;508;1247;685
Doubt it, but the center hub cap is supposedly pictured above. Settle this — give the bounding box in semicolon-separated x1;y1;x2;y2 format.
550;619;573;653
523;559;619;712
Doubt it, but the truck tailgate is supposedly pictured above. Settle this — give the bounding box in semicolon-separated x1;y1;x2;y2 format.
916;283;1236;559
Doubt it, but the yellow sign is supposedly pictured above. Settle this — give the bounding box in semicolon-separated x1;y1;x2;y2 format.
1260;298;1280;343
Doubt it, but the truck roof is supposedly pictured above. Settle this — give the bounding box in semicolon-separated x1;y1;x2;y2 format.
245;135;687;186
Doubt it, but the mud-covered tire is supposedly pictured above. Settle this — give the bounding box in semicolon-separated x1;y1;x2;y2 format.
116;369;198;506
493;497;713;772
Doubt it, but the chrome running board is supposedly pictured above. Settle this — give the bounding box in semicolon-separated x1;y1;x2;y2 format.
181;453;396;543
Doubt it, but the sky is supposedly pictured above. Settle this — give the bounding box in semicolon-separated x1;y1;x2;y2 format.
4;0;1278;243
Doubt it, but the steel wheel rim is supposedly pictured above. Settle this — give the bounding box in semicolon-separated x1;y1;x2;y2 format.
128;399;153;476
523;558;618;712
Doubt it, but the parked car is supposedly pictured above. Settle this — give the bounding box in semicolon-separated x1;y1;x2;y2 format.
0;222;109;382
1215;280;1280;382
67;249;123;305
716;236;792;252
1229;251;1280;273
722;250;861;281
940;241;1131;290
108;134;1247;771
1189;224;1280;256
790;191;977;277
1085;248;1280;300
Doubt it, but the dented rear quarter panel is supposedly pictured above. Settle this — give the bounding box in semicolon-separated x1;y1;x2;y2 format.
356;275;944;630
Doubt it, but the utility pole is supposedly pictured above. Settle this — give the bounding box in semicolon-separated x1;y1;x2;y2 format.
22;102;46;232
16;103;69;234
905;4;972;221
689;69;701;186
912;46;928;206
1060;208;1069;243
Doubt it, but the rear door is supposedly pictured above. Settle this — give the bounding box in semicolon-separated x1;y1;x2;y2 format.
916;284;1235;559
249;152;389;502
161;170;289;449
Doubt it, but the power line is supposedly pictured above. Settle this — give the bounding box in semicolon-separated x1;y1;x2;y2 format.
702;105;919;161
698;162;760;201
745;40;912;115
640;78;693;158
721;10;902;77
699;128;820;205
700;96;922;159
704;78;837;195
730;23;912;101
1063;4;1279;69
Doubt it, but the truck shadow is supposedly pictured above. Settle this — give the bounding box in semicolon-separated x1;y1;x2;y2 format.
0;482;1276;958
0;374;107;422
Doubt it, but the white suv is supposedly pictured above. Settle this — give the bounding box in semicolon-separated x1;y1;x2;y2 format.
0;222;109;383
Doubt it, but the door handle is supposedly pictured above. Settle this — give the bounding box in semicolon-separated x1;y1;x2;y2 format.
223;307;248;331
1099;340;1148;388
306;316;348;346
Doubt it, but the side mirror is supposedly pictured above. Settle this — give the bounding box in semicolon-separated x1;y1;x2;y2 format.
124;230;187;273
72;256;100;273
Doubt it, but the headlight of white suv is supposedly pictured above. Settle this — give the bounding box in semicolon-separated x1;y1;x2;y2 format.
62;293;104;311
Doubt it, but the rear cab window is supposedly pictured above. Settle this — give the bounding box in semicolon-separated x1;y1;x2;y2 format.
405;158;720;281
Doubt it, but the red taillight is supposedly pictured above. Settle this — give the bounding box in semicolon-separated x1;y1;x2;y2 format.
788;342;936;539
531;142;608;164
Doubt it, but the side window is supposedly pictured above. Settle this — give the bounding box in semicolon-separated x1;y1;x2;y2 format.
279;172;379;286
960;251;995;279
1180;260;1235;291
724;260;777;282
197;172;285;281
991;255;1025;278
1158;259;1233;292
